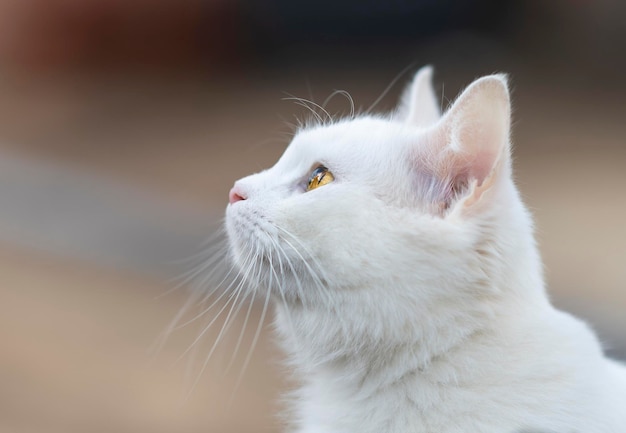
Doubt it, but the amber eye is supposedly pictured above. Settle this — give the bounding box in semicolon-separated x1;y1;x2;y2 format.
306;165;334;192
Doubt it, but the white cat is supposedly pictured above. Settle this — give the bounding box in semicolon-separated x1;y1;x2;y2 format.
224;67;626;433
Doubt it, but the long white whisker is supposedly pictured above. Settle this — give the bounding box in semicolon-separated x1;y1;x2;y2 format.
267;234;297;337
225;236;276;379
169;245;226;285
159;254;225;301
275;226;331;304
298;97;333;123
195;253;244;304
175;244;258;364
168;227;225;266
172;249;252;332
292;99;324;124
187;239;265;400
366;63;416;114
283;94;321;119
275;236;308;306
231;269;272;401
224;287;256;375
322;89;355;119
283;94;333;124
150;287;204;360
156;236;228;300
173;278;237;330
182;290;244;400
275;226;327;278
441;82;448;113
175;281;244;365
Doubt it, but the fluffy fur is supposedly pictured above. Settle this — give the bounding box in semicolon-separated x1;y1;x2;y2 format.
224;67;626;433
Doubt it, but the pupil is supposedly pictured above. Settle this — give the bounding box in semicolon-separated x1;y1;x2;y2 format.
308;165;329;190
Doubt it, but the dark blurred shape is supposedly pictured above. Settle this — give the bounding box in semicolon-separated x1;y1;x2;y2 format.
0;0;624;81
237;0;515;65
0;0;241;73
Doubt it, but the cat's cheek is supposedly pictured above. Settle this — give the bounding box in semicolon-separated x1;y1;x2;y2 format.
275;196;387;288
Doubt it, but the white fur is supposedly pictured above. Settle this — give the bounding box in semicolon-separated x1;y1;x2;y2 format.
225;68;626;433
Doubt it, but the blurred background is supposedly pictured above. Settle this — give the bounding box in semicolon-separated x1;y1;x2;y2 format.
0;1;625;432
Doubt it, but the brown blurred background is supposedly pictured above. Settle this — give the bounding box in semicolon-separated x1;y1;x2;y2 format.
0;1;625;432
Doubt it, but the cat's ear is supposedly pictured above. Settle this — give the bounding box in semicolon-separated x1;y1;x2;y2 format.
424;74;511;211
397;66;441;128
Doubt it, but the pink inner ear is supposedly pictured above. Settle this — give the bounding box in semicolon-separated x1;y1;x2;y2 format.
413;76;510;211
429;155;497;213
466;147;502;187
435;135;505;209
444;78;509;194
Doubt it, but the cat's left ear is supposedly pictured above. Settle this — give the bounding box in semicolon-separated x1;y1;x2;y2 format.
397;66;441;128
424;74;511;212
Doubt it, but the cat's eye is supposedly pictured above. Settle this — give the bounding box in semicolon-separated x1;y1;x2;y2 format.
306;165;334;192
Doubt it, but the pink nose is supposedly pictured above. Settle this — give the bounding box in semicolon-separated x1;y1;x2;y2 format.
229;186;246;204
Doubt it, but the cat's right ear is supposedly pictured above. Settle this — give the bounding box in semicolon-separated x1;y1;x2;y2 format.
417;74;511;214
397;66;441;128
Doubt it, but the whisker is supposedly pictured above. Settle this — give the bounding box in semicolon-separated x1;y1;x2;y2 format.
322;89;356;119
231;268;272;402
155;237;228;300
193;244;256;306
175;282;243;366
161;252;226;300
168;227;225;266
173;277;236;330
292;114;305;130
174;246;257;364
292;99;325;125
224;236;277;380
275;226;331;304
150;287;205;360
182;322;204;398
366;62;416;114
299;98;333;123
175;262;238;326
182;275;255;401
267;234;298;337
277;114;300;136
440;82;451;112
186;240;264;400
275;236;308;306
224;288;256;375
276;226;329;280
283;94;333;124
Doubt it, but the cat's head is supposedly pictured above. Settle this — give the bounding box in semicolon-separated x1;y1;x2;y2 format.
225;67;518;309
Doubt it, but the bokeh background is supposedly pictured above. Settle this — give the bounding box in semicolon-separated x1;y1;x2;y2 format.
1;1;625;432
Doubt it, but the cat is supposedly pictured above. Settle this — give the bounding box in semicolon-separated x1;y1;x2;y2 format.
224;66;626;433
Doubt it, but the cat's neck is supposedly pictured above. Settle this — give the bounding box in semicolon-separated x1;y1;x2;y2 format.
279;298;579;433
276;286;550;380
